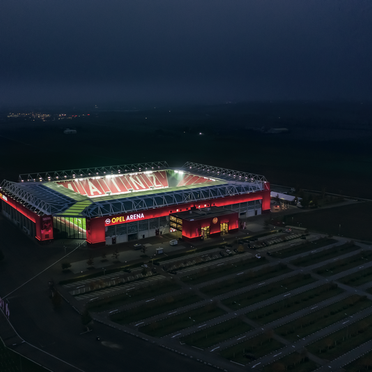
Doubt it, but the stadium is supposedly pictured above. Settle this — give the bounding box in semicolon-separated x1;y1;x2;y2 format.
0;161;270;245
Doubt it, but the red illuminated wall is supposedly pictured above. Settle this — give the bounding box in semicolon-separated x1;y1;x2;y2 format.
36;215;54;241
1;195;53;241
86;217;106;245
87;188;270;244
181;211;239;240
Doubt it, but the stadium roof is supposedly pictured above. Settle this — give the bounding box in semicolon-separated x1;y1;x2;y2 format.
1;162;268;218
18;161;169;183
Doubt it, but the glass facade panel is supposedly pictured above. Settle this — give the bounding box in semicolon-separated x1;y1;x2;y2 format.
127;222;138;234
139;220;148;231
159;216;168;226
116;223;127;235
105;225;116;237
53;216;86;239
149;218;159;229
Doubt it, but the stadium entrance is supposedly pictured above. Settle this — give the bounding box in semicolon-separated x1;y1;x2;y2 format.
201;226;210;239
220;222;229;235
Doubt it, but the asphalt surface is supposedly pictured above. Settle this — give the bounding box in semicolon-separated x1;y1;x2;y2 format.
2;205;372;372
0;215;218;372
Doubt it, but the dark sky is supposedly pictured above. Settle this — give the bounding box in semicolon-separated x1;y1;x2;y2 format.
1;0;372;106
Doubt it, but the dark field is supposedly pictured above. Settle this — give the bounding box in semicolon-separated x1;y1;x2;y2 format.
1;101;372;199
284;202;372;241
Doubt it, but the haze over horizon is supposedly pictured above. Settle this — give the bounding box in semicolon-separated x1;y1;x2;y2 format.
1;0;372;107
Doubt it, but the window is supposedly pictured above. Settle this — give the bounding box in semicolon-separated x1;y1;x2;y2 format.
159;216;168;226
149;218;159;229
127;222;138;234
53;217;87;239
116;223;127;235
139;220;148;231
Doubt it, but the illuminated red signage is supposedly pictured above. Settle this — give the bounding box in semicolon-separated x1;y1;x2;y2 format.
105;212;145;226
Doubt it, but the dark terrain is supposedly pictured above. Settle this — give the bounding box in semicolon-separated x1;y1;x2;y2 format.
1;101;372;197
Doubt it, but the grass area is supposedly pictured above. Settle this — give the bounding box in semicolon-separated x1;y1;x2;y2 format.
139;303;226;337
344;349;372;371
263;353;318;372
341;267;372;287
222;273;315;310
181;256;267;285
110;292;202;324
290;241;356;267
269;237;336;259
276;295;371;341
307;313;372;360
283;202;372;241
220;331;283;364
246;283;343;324
200;263;291;296
86;280;181;312
316;250;372;276
181;318;252;349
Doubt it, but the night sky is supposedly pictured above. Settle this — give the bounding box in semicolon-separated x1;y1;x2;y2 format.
1;0;372;107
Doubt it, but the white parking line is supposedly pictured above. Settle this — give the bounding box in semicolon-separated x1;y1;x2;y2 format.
109;309;118;314
172;333;181;338
284;293;291;297
343;320;349;324
252;362;261;368
236;272;244;275
168;311;177;315
146;298;155;302
210;346;220;352
237;336;246;341
258;282;265;286
311;306;318;310
273;352;282;357
198;324;207;328
135;322;144;326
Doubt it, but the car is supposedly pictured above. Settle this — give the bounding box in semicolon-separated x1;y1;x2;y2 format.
169;239;178;246
133;244;144;250
155;247;164;255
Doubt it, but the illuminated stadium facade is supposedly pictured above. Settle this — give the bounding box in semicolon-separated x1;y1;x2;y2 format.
0;162;270;245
